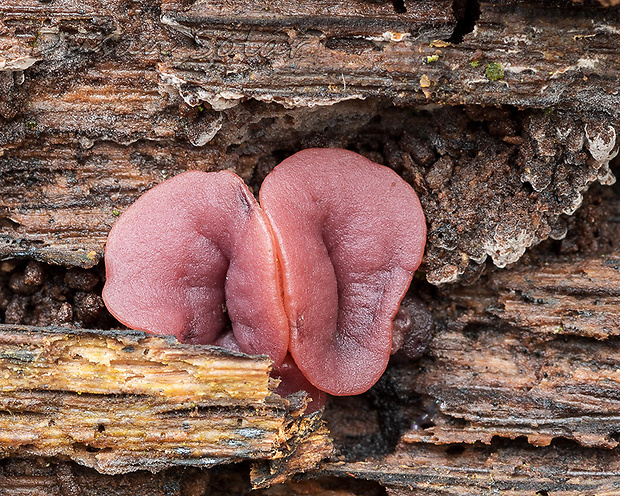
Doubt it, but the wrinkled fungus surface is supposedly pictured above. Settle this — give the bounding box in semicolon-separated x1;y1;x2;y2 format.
103;148;426;405
261;149;426;395
102;171;289;365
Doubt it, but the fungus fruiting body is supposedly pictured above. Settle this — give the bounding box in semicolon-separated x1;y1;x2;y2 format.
103;148;426;407
260;149;426;395
102;170;289;365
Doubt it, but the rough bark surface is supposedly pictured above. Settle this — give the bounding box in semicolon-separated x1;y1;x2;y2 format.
1;0;618;282
1;0;620;495
0;324;332;478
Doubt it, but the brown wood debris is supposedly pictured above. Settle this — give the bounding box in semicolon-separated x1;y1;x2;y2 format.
491;255;620;340
0;458;211;496
0;324;331;477
251;394;334;489
403;323;620;448
158;0;620;111
1;0;620;494
2;0;618;114
401;255;620;450
325;441;620;496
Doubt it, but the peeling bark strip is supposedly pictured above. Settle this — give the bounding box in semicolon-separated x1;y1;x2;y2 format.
159;0;455;108
324;442;620;496
0;324;331;476
1;0;619;112
160;0;620;111
447;256;620;341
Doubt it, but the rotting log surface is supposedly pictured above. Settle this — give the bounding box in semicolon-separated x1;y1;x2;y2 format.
316;190;620;495
0;0;619;283
1;0;620;495
0;324;332;478
159;0;620;112
326;442;620;496
2;0;619;113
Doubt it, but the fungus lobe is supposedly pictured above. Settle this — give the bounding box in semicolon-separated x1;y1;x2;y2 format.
102;170;289;365
260;149;426;395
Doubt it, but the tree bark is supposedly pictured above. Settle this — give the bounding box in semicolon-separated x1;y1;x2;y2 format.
0;325;332;478
1;0;620;494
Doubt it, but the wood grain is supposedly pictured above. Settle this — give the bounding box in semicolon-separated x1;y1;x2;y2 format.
0;324;331;477
1;0;620;493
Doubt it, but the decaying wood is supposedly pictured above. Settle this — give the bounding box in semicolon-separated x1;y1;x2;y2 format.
403;323;620;448
251;395;334;489
0;458;389;496
0;459;212;496
325;442;620;496
0;0;619;283
2;0;620;494
400;258;620;450
486;254;620;340
4;0;618;112
159;0;620;112
0;324;331;478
